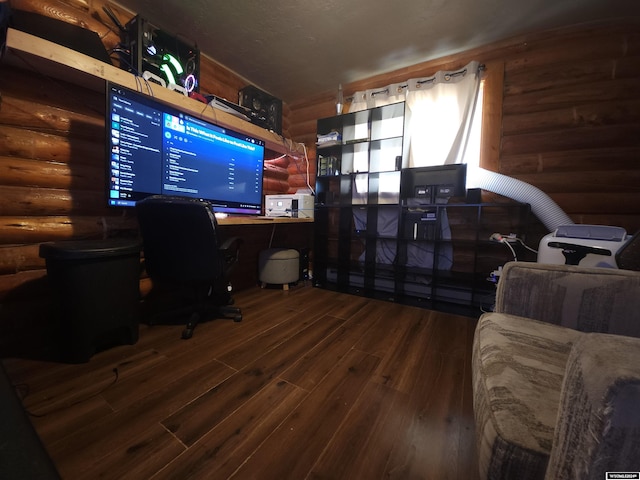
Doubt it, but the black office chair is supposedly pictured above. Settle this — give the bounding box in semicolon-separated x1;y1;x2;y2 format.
136;195;242;339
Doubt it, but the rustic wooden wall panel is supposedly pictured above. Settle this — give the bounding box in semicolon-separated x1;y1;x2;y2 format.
0;156;103;190
289;20;640;236
500;149;639;175
502;99;640;136
0;124;104;164
497;25;640;233
0;0;302;354
9;0;130;57
1;3;639;354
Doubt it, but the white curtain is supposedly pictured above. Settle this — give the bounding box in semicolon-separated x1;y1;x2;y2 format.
350;61;482;169
349;61;482;271
349;61;573;235
350;81;406;111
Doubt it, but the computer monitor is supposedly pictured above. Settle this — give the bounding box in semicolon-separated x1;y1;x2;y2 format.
106;82;265;214
400;164;467;204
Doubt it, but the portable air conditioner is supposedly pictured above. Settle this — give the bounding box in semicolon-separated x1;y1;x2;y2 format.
537;224;628;268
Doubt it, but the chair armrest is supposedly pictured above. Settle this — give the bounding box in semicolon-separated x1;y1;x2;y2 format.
545;333;640;479
218;236;242;264
495;262;640;335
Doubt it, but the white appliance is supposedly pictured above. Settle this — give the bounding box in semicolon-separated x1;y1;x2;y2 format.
265;194;314;219
537;224;628;268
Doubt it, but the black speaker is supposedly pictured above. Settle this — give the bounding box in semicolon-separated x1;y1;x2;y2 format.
466;187;482;204
238;85;282;134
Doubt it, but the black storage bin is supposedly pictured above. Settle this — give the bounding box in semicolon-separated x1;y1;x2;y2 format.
39;239;141;363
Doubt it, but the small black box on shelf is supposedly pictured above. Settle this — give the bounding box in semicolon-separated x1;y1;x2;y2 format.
319;155;340;176
10;9;112;64
414;185;433;203
403;209;437;240
466;188;482;204
239;85;282;134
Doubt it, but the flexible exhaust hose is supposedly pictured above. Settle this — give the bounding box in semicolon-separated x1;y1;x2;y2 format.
466;167;574;232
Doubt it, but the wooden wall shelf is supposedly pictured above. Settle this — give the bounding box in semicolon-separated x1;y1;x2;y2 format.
2;28;302;155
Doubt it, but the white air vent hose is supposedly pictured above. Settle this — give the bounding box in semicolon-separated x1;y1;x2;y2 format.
466;167;574;232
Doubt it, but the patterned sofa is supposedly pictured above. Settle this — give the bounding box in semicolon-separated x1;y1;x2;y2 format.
472;261;640;480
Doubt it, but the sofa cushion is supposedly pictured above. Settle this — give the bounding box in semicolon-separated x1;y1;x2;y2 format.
473;312;582;480
495;262;640;337
545;333;640;479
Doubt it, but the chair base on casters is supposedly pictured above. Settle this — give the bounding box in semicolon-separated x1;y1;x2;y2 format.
181;305;242;340
143;284;242;340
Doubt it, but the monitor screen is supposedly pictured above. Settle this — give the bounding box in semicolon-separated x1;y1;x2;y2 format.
400;164;467;204
106;82;265;214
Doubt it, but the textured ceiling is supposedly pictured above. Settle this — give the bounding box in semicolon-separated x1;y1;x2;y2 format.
112;0;640;104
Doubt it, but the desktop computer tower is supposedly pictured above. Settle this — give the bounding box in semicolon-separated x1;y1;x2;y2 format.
122;15;200;93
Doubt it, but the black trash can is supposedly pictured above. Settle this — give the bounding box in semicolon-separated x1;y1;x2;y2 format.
39;239;142;363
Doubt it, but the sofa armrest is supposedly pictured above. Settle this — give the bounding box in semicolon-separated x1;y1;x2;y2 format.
495;262;640;336
545;333;640;479
0;363;61;479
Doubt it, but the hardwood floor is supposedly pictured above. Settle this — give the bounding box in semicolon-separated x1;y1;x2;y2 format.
3;285;481;480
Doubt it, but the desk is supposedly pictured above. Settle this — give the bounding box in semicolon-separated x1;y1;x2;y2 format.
216;217;314;290
217;216;313;226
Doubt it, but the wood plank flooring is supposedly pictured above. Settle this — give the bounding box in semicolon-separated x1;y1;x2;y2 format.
2;285;481;480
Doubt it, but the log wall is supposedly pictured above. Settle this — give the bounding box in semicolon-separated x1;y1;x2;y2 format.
289;20;640;236
0;0;305;355
1;2;639;354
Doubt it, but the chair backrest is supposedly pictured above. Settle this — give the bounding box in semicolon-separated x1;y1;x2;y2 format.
136;195;225;283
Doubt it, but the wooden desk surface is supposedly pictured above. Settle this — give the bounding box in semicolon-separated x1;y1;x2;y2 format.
217;215;313;226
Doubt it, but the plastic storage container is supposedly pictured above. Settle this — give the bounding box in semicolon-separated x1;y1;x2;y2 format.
39;239;141;363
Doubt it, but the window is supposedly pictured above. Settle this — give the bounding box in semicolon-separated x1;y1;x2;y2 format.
350;61;483;171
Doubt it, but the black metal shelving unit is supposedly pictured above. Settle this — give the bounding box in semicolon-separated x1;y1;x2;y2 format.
313;104;532;317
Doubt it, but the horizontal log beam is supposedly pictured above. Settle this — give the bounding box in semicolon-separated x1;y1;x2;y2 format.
0;269;47;301
0;93;103;138
0;125;104;164
0;156;103;189
0;185;105;216
502;99;640;136
550;192;640;215
512;169;640;193
500;147;640;175
0;215;138;245
501;125;640;156
0;244;44;275
503;78;640;115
